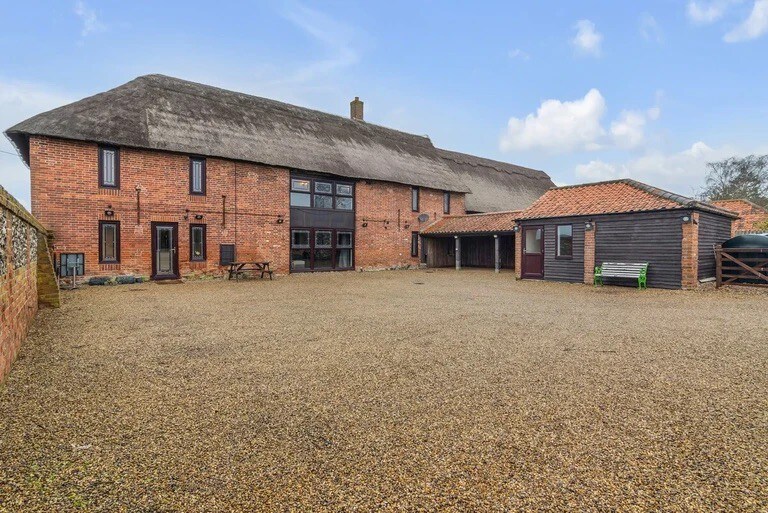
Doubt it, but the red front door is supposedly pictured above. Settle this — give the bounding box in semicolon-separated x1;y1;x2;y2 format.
522;226;544;278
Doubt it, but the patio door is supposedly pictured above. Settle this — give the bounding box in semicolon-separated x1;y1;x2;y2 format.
522;226;544;278
152;222;179;279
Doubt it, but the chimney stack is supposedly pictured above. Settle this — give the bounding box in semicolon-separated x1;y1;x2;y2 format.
350;96;364;121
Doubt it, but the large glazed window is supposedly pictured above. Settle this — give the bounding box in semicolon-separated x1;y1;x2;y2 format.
556;225;573;258
291;175;354;211
291;228;354;271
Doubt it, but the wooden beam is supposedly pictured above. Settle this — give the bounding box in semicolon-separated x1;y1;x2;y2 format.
494;234;500;273
455;236;461;270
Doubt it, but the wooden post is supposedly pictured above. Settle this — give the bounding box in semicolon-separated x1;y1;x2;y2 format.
455;236;461;270
715;246;722;288
494;234;500;273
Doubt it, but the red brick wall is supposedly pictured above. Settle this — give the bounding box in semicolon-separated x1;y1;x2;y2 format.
355;182;464;269
711;199;768;235
30;136;465;277
681;212;700;289
1;197;40;382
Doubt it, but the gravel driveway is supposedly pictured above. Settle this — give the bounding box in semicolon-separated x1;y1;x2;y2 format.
0;270;766;511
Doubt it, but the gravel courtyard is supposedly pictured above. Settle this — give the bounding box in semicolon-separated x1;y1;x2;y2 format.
0;270;766;512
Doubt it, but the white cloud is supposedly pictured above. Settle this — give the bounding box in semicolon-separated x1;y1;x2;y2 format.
573;141;746;194
508;48;530;61
74;1;106;37
639;14;663;42
686;0;735;24
724;0;768;41
499;89;607;153
610;106;662;149
500;90;661;153
0;80;72;209
571;20;603;57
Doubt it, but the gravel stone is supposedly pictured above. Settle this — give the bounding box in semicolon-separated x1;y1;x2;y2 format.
0;270;766;511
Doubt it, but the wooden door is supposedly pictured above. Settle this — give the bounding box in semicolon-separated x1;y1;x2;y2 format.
522;226;544;278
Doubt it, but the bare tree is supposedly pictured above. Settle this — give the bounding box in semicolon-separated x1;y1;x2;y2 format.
700;155;768;206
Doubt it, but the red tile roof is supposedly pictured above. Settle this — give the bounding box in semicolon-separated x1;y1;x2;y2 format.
518;179;738;220
421;211;520;235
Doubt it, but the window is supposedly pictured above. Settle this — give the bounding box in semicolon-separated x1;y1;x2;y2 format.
556;225;573;258
291;230;311;270
411;187;419;212
219;244;236;266
314;195;333;209
98;146;119;188
190;158;206;195
99;221;120;263
290;175;354;210
335;197;353;210
58;253;84;277
291;228;354;271
411;231;419;257
336;232;353;269
443;192;451;214
190;224;206;261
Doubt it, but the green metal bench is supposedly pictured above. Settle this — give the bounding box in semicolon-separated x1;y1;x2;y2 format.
594;262;648;289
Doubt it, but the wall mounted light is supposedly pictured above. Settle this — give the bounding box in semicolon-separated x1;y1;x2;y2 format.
682;215;691;223
194;214;204;220
104;205;115;217
362;222;368;228
585;221;594;231
276;216;284;224
512;225;520;233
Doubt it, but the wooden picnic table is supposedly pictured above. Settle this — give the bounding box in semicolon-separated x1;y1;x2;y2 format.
227;261;273;280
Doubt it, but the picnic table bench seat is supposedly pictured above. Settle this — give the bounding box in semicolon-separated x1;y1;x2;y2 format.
594;262;648;289
227;261;273;281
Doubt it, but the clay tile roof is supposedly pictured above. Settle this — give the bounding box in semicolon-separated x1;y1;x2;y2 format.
711;199;768;232
518;179;738;220
421;211;520;235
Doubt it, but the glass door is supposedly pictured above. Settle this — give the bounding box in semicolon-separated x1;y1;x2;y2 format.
152;223;178;279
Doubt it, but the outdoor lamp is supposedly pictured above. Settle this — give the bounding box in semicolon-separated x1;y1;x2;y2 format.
276;215;284;224
362;222;368;228
104;206;115;217
682;215;691;223
195;214;204;220
585;221;594;231
512;225;520;233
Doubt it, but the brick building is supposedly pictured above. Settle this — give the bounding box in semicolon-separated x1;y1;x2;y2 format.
5;75;553;279
513;180;737;289
710;199;768;235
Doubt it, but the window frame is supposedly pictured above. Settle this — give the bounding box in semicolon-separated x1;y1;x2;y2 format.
411;231;419;258
555;224;574;259
290;175;355;211
98;146;120;188
189;157;207;195
411;187;420;212
98;220;120;264
219;243;236;266
189;224;207;261
290;227;355;271
443;192;451;214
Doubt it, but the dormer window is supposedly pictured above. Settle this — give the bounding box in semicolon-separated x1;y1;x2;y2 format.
99;146;119;188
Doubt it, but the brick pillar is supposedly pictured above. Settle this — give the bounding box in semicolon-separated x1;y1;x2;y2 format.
681;211;700;289
514;228;522;279
583;221;596;285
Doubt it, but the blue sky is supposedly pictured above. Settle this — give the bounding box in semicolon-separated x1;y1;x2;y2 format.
2;1;768;208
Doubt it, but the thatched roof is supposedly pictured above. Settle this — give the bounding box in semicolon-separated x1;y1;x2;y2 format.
437;149;554;212
6;74;471;192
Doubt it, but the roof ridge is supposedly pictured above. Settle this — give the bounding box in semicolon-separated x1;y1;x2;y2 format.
711;198;768;212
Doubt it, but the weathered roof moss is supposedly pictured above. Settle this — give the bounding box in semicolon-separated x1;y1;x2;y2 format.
436;148;554;212
6;75;472;192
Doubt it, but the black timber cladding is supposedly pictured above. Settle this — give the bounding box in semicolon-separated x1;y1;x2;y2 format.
594;210;684;289
697;211;732;280
543;218;585;283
